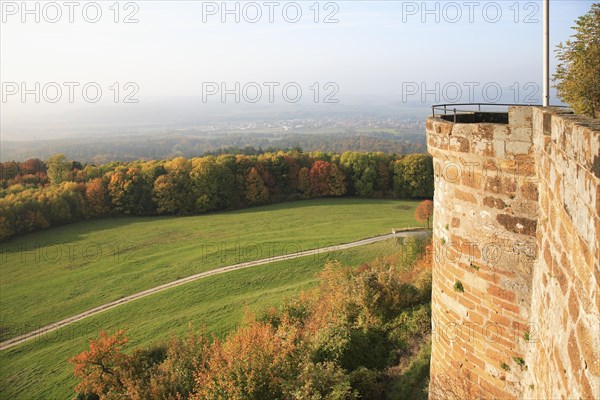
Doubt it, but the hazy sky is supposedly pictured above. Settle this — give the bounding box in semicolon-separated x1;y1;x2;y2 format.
0;0;595;139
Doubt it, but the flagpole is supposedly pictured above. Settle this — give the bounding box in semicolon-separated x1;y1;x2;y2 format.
543;0;550;106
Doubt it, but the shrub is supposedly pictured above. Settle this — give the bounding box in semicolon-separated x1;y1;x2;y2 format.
453;281;464;293
349;367;387;400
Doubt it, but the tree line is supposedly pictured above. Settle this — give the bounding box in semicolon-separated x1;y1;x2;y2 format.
0;151;433;241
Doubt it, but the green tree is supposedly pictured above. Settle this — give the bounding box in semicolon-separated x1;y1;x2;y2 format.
190;156;234;212
553;3;600;117
214;155;236;209
258;153;290;198
392;155;434;199
233;155;256;207
46;154;71;184
340;152;377;197
153;170;194;215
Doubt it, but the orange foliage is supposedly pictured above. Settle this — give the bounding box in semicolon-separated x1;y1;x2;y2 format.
85;177;109;216
69;330;128;397
191;317;302;399
309;161;346;197
415;199;434;228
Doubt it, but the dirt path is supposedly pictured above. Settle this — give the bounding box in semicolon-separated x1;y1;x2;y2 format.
0;229;429;351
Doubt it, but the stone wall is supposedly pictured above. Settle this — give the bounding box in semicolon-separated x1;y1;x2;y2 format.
427;106;599;399
527;108;600;399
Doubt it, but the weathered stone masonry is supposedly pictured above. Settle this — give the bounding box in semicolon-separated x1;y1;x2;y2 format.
427;107;599;399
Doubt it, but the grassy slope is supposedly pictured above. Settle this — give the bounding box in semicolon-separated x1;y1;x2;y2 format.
1;198;423;339
0;240;408;400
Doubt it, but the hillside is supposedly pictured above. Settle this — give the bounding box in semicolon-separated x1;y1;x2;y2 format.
0;199;432;398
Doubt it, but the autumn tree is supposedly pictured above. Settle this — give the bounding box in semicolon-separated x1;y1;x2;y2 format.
553;3;600;117
21;158;45;175
69;330;129;398
192;319;303;400
258;153;288;197
44;182;86;225
154;174;182;215
328;163;347;197
143;332;209;399
108;167;148;215
415;200;434;229
245;167;269;205
256;163;275;197
297;166;312;197
309;161;346;197
310;160;333;196
85;178;110;217
189;158;219;212
189;156;234;212
152;157;194;215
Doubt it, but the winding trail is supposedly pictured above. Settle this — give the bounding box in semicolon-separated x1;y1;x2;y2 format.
0;229;429;351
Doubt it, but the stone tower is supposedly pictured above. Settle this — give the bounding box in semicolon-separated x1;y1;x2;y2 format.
426;106;599;399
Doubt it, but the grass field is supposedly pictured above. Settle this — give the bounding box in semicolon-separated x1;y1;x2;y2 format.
0;239;418;399
0;198;423;341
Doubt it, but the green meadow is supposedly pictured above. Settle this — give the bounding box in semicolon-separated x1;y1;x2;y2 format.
1;198;423;340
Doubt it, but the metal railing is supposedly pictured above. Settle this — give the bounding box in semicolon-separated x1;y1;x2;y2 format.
431;103;567;123
431;103;537;122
